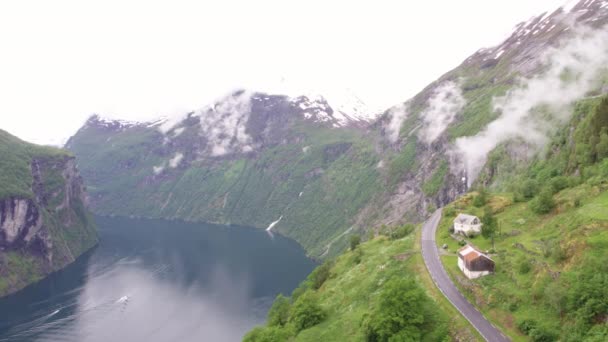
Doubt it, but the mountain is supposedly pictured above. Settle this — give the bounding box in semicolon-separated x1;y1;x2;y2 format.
0;130;97;297
67;92;381;258
244;1;608;340
67;0;608;263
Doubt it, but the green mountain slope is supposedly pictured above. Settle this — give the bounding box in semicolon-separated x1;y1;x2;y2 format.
0;129;97;297
431;97;608;341
244;231;480;341
67;106;381;257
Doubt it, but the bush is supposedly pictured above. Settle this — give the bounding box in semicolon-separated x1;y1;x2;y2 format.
288;291;326;332
530;187;555;214
352;247;363;265
267;294;291;327
473;187;488;207
350;235;361;250
365;277;443;341
518;257;532;274
550;176;570;193
516;319;557;342
521;179;539;200
310;260;333;290
390;224;414;240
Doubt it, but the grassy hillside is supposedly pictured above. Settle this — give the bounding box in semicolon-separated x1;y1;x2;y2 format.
430;97;608;341
244;229;483;342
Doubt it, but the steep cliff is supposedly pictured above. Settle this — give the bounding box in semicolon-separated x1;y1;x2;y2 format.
0;129;97;297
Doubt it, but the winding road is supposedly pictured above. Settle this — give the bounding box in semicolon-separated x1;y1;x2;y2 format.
421;209;510;342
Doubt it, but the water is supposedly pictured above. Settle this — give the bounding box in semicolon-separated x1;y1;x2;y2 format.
0;216;316;342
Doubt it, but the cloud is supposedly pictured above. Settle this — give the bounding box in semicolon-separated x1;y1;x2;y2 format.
169;152;183;168
199;91;254;156
385;103;409;143
157;90;255;157
452;24;608;185
418;81;466;144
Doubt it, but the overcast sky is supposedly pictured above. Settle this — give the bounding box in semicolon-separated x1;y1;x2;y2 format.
0;0;567;145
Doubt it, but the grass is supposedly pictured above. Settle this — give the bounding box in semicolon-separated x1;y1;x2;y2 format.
578;190;608;220
250;229;481;341
436;183;608;340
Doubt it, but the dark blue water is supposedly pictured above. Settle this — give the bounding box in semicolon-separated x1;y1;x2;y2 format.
0;216;316;342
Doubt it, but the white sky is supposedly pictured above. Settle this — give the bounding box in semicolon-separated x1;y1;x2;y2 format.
0;0;566;145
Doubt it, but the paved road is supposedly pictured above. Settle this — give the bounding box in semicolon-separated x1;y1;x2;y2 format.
421;209;510;342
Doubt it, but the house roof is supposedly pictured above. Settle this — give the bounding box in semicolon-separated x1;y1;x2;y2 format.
458;244;493;262
454;213;480;225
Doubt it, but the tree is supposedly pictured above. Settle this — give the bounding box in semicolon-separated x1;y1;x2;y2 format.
481;206;497;243
309;260;332;290
473;187;488;207
530;187;555;214
596;128;608;160
521;179;539;200
267;294;291;327
350;234;361;250
288;291;326;332
366;277;428;342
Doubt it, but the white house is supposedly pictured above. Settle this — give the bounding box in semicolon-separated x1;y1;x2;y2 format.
453;213;482;236
458;245;495;279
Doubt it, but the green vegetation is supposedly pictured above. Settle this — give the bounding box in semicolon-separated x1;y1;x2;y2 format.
0;129;97;297
69;121;381;258
245;228;477;341
422;160;449;196
0;129;69;199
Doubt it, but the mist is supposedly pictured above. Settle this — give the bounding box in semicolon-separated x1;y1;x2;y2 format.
386;104;409;143
418;81;466;144
452;24;608;185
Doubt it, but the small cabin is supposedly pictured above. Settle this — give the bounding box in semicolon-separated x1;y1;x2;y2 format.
453;214;482;236
457;245;494;279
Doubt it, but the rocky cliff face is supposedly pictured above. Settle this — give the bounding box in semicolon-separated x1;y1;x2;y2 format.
0;131;97;297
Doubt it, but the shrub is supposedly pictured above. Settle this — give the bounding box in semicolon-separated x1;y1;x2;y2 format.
267;294;291;327
365;277;440;341
390;224;414;240
518;257;532;274
530;187;555;214
352;247;363;265
350;235;361;251
473;187;488;207
310;260;333;290
288;291;326;332
550;176;570;193
521;179;539;200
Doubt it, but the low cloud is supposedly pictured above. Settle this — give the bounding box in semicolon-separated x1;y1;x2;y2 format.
156;90;255;157
385;103;408;143
169;152;183;168
418;81;465;144
200;91;254;156
452;24;608;185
